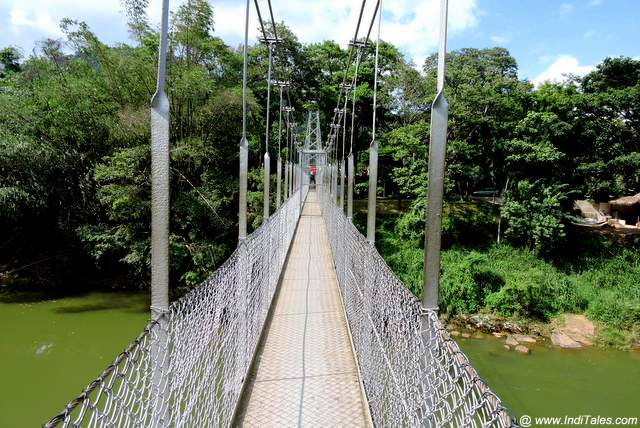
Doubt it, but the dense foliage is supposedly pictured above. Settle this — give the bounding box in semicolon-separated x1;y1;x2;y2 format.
1;3;639;344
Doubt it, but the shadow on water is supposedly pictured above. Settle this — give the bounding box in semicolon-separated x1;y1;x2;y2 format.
54;293;150;314
0;288;150;314
0;289;78;304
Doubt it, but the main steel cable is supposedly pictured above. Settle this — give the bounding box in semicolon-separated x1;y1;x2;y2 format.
365;0;381;45
349;47;363;155
371;0;382;140
326;0;368;144
253;0;268;41
242;0;250;138
266;0;279;41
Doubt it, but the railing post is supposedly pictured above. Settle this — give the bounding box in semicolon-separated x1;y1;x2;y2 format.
284;161;288;200
150;0;170;424
340;159;345;212
276;83;284;209
366;140;378;243
422;0;449;313
262;42;274;223
263;152;270;223
287;162;291;198
367;0;382;244
347;153;354;221
298;155;303;212
331;164;338;204
275;162;281;205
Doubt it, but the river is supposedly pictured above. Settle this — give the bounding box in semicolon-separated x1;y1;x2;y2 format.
0;291;149;427
1;291;639;426
458;335;640;425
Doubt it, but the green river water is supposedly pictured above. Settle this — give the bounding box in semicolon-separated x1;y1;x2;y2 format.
458;336;640;425
1;291;639;427
0;291;149;427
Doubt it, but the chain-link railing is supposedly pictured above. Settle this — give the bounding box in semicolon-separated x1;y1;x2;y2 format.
45;186;309;428
319;184;515;427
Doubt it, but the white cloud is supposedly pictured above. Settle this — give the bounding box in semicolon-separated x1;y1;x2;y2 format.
583;30;595;39
490;35;509;44
559;3;574;14
532;55;595;87
2;0;479;67
2;0;127;51
213;0;479;66
9;7;62;37
538;54;553;64
588;0;602;6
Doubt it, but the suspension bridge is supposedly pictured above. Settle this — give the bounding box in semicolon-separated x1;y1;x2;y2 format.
44;0;515;426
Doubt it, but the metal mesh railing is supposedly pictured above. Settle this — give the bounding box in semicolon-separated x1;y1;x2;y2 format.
318;185;515;427
45;186;309;428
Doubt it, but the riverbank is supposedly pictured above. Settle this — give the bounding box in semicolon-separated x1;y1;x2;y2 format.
352;198;640;351
444;312;640;354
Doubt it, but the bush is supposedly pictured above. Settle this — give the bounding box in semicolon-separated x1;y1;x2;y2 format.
440;251;503;314
483;246;585;319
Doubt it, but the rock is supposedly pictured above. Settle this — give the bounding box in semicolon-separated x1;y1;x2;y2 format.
469;314;495;331
514;345;530;354
505;336;519;347
461;332;471;338
563;314;595;346
504;345;511;351
492;332;506;338
513;334;537;344
551;331;582;349
450;330;460;337
503;321;523;333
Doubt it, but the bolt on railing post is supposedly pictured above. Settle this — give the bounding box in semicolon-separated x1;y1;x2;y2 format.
149;0;170;424
422;0;449;313
347;153;354;221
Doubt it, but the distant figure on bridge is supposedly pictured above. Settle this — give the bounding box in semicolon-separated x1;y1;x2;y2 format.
309;165;317;186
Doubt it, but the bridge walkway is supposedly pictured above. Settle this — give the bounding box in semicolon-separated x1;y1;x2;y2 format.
236;190;371;427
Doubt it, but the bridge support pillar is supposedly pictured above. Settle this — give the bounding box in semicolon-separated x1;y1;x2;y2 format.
149;0;170;425
422;0;449;312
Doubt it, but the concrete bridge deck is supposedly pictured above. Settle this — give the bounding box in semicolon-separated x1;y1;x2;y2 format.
236;191;370;427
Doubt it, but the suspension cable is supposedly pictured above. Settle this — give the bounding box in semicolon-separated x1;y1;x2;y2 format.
371;0;382;140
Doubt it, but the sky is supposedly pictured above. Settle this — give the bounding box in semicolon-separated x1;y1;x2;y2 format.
1;0;639;86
